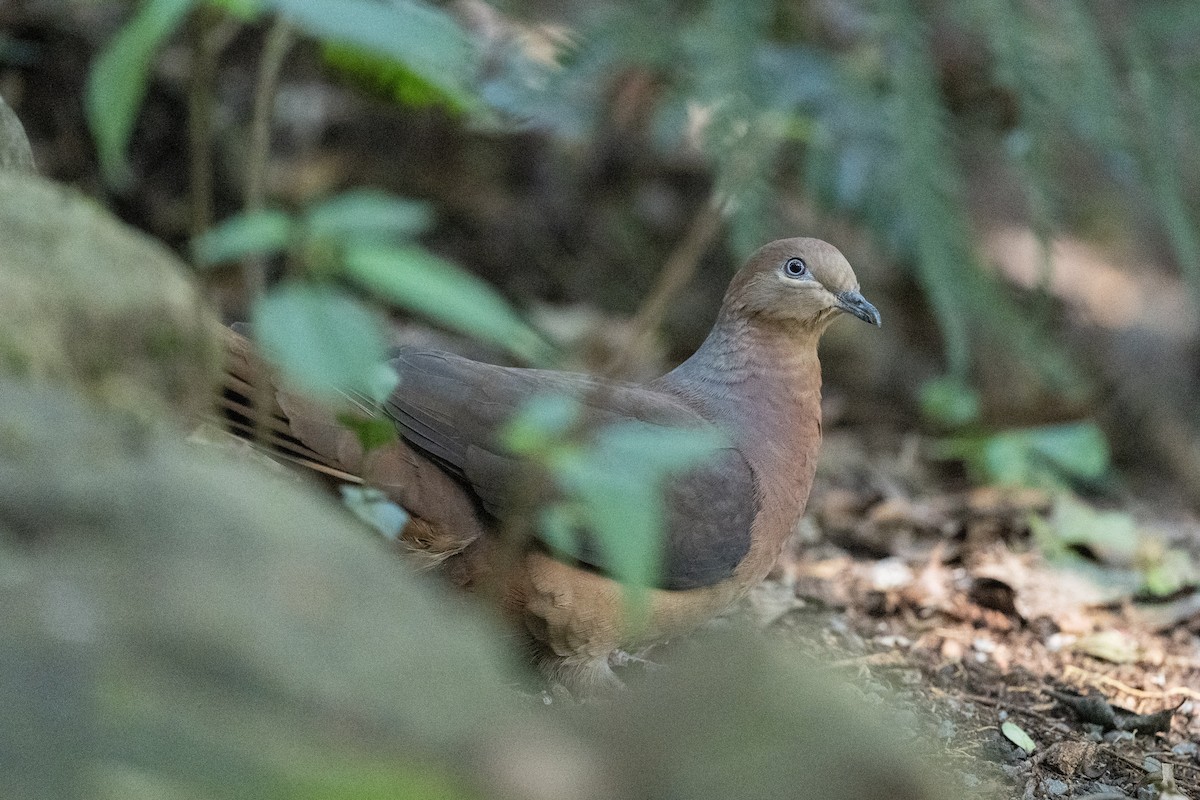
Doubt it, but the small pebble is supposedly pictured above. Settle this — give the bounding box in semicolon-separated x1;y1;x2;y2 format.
1042;778;1068;796
1171;740;1198;758
973;637;996;653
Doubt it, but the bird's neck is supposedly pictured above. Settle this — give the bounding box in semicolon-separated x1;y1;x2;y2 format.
657;313;826;474
660;312;825;413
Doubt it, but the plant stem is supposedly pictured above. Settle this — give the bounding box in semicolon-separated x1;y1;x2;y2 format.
603;197;725;380
187;5;222;239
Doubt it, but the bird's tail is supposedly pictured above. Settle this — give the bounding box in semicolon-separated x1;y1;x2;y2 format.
218;327;365;485
216;327;487;566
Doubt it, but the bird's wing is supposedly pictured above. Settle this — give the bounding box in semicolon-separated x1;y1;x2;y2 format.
385;348;756;589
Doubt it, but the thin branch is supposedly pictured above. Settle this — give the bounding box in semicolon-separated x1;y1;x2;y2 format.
242;16;296;445
241;16;295;312
187;6;223;239
603;197;725;380
245;17;295;213
487;201;725;608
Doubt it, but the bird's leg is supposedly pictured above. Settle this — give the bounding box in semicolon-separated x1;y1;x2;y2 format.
608;648;662;670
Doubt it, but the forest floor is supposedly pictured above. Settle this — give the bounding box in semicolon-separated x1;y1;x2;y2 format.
711;426;1200;800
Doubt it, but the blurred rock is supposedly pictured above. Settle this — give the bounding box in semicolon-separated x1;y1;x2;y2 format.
580;631;962;800
0;171;219;419
0;378;532;799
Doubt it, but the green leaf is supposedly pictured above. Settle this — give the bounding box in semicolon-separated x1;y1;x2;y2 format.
1040;494;1137;564
252;284;390;398
551;423;727;592
262;0;479;112
322;42;470;112
537;502;585;562
337;412;399;455
343;244;553;365
339;486;409;541
85;0;197;185
1141;547;1197;598
305;190;433;245
207;0;264;20
567;472;663;599
1000;721;1035;755
191;210;295;266
919;376;981;427
501;391;728;603
982;423;1109;488
935;422;1110;490
501;394;582;456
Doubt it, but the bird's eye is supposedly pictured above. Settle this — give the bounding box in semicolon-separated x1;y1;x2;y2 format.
783;257;808;278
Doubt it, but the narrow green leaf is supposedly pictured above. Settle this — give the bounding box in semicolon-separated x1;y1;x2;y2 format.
305;190;433;244
262;0;479;111
85;0;197;185
343;244;553;364
322;42;470;112
252;284;389;398
191;210;295;267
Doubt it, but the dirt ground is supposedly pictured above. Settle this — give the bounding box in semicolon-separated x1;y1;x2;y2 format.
714;427;1200;800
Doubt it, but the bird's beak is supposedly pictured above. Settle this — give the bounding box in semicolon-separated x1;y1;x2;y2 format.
834;290;881;326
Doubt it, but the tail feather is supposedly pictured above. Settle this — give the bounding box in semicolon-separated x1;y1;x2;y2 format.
217;326;489;559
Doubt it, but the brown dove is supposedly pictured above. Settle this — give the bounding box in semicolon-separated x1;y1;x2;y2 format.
223;237;880;690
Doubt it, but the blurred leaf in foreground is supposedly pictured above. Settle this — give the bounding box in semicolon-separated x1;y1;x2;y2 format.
503;396;727;601
264;0;480;113
191;209;295;267
344;244;553;365
304;189;433;245
252;283;393;400
85;0;197;185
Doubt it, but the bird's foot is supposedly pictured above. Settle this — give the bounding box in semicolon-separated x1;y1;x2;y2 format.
608;648;661;670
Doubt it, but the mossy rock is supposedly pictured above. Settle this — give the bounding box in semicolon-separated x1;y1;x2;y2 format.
0;171;219;419
0;379;527;799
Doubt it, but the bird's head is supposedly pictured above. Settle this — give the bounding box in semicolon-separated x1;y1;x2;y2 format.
722;237;881;331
